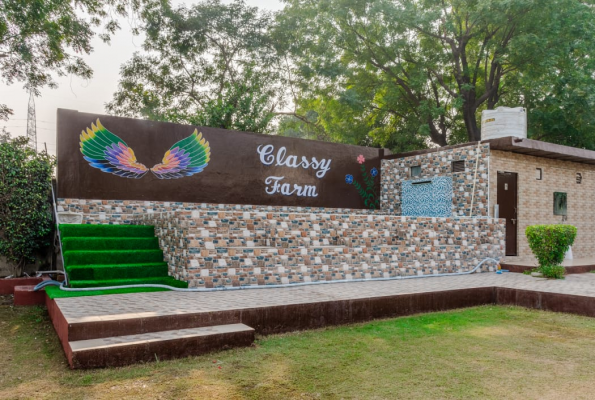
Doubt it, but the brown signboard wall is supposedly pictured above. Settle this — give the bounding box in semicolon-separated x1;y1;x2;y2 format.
57;109;384;209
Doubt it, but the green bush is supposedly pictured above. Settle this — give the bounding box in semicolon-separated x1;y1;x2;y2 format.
540;265;566;279
0;136;55;277
525;224;577;268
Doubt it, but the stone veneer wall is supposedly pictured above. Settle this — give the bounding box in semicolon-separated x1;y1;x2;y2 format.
136;210;504;288
490;150;595;260
381;144;490;217
57;199;381;224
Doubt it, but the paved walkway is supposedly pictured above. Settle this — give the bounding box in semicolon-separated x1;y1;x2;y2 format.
55;272;595;324
502;257;595;268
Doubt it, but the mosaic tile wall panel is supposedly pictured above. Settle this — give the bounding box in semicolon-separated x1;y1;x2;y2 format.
381;144;490;217
135;210;505;288
402;177;453;217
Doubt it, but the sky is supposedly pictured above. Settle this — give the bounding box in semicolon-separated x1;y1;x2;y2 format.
0;0;283;155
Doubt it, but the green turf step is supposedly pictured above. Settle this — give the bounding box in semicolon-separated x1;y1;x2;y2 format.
63;249;164;267
62;237;160;252
68;276;189;289
66;262;169;281
59;224;156;238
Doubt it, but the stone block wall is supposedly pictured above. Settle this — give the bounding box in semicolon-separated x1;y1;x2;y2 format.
381;144;490;217
137;210;504;288
57;199;380;224
490;150;595;260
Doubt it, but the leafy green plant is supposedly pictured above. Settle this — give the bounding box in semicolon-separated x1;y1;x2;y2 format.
526;225;577;268
0;136;55;277
523;268;540;276
540;265;566;280
107;1;283;133
0;0;159;121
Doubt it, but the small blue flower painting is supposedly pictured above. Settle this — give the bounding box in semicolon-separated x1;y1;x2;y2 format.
345;155;379;209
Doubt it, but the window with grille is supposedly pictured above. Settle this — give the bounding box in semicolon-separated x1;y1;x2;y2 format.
451;160;465;173
410;165;421;177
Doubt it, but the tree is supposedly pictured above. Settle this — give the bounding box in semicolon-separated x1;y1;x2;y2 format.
277;0;595;148
0;136;55;277
0;0;157;121
107;0;285;133
0;127;10;143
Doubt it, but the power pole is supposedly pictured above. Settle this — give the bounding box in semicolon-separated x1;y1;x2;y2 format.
26;91;37;151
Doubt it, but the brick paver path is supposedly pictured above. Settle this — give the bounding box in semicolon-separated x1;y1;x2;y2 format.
56;272;595;324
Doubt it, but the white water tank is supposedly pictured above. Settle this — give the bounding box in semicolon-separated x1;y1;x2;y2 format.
481;107;527;140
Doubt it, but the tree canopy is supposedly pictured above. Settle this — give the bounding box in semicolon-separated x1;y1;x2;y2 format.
0;0;155;120
102;0;595;151
107;0;285;133
276;0;595;150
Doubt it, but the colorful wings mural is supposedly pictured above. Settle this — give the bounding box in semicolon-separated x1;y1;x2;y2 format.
79;119;210;179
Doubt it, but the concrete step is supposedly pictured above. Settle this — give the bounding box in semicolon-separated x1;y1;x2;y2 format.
68;323;255;368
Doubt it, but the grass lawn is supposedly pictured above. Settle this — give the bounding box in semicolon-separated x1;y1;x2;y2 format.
1;305;595;399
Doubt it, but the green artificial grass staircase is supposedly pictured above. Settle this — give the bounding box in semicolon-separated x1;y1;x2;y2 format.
46;224;188;299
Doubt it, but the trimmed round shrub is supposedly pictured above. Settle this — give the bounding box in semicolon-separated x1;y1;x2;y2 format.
525;225;577;267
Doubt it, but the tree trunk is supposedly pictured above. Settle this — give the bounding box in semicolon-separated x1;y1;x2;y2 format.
428;119;448;147
462;101;481;142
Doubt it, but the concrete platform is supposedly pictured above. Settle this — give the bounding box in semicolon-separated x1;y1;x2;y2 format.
47;272;595;368
501;257;595;274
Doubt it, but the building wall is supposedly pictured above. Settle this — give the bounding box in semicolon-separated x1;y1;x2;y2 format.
381;144;490;217
489;150;595;260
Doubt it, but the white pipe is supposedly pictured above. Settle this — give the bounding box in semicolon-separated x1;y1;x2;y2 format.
469;142;482;217
50;182;68;286
58;258;501;293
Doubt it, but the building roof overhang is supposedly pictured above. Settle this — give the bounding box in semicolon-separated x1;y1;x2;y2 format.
486;136;595;165
382;136;595;166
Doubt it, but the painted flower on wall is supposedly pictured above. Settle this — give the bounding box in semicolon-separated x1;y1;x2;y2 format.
345;157;379;209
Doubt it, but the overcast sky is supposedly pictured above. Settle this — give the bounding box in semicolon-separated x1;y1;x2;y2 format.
0;0;283;155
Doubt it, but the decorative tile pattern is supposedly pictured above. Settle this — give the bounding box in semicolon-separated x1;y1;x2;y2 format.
381;144;490;217
135;210;504;288
56;199;381;225
402;177;453;217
